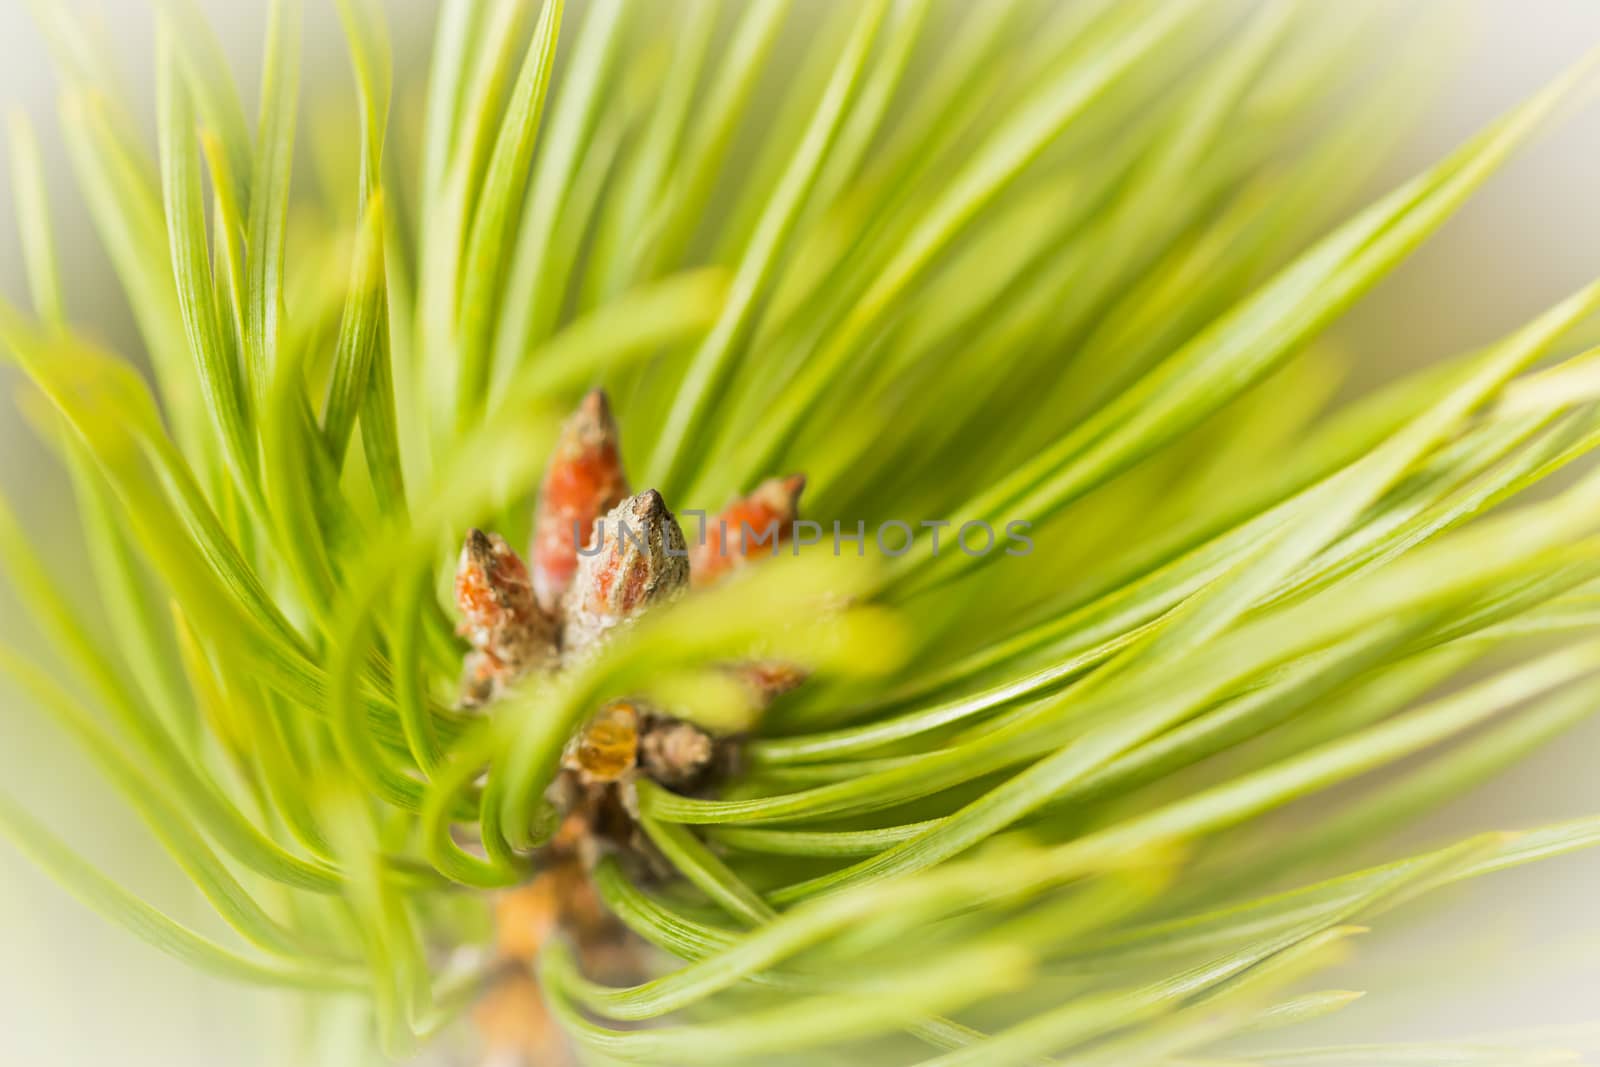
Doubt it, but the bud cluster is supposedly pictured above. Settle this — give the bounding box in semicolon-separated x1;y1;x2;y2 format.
453;390;808;1060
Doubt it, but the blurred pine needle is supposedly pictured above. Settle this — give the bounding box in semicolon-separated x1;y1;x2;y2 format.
2;0;1600;1064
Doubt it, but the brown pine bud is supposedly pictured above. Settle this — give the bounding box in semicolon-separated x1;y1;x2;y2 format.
639;717;715;788
562;490;689;656
688;476;811;705
473;971;569;1066
532;390;630;616
493;873;561;963
563;701;640;784
549;854;616;943
454;529;558;688
690;474;806;588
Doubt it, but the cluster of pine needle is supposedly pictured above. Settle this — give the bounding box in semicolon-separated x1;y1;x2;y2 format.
3;0;1600;1064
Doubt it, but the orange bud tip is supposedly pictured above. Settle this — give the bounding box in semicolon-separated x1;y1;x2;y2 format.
533;390;630;615
690;474;808;587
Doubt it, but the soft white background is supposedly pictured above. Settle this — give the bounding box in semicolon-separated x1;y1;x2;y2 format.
0;2;1597;1063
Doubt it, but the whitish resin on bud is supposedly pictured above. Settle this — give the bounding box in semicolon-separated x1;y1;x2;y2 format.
562;490;689;656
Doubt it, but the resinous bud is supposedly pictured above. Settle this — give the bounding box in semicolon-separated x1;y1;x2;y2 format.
562;490;690;655
533;389;630;616
690;474;806;588
454;528;558;685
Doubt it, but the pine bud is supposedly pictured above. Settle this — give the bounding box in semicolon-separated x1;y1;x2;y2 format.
729;660;809;704
472;971;569;1066
493;873;561;963
454;529;558;690
562;490;689;656
532;390;630;616
690;473;806;587
639;717;716;788
688;476;810;706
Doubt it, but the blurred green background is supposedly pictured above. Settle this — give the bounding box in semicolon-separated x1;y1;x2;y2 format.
1;1;1598;1063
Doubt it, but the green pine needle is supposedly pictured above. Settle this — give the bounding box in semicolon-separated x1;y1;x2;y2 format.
3;2;1600;1064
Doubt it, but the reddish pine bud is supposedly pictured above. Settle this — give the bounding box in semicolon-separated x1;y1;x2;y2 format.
729;660;809;704
690;474;806;588
688;476;810;707
532;390;630;616
454;529;557;688
562;490;689;656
